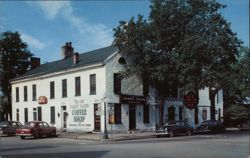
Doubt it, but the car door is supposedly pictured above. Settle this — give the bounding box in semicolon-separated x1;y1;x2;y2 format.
42;122;51;136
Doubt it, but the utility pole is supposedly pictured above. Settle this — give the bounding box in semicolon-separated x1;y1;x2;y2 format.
103;102;108;139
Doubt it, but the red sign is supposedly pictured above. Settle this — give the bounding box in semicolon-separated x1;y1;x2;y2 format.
38;96;47;104
120;95;146;104
183;92;198;109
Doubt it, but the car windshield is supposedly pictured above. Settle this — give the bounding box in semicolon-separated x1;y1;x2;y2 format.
25;122;36;127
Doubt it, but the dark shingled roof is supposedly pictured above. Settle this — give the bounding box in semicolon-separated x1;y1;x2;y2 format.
12;46;118;81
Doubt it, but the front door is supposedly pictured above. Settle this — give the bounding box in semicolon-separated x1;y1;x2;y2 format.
94;104;101;131
168;106;175;121
61;106;67;129
129;104;136;130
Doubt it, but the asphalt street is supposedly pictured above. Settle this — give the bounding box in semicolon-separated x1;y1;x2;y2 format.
0;133;249;158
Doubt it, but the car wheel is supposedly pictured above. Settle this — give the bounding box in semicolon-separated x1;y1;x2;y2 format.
156;135;161;138
20;136;25;140
34;133;40;139
52;130;57;137
186;130;192;136
169;131;174;137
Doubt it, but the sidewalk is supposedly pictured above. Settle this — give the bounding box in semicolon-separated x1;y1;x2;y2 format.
57;131;156;141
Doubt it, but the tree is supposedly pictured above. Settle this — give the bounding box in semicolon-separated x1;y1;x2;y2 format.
225;104;250;127
113;0;242;125
0;31;33;120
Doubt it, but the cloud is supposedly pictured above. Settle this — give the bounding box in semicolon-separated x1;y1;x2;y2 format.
27;1;113;50
21;32;46;50
27;1;71;20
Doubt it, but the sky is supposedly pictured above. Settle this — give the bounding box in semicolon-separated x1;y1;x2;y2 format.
0;0;249;63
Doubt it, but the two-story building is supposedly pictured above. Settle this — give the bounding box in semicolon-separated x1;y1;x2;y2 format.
11;42;223;132
11;43;156;132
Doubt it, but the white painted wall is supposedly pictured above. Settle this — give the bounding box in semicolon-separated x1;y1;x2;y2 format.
12;64;106;132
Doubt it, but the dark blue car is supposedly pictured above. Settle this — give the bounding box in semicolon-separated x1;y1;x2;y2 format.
156;121;193;137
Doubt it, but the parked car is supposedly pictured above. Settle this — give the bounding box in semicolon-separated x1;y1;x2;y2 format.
156;121;193;137
196;120;225;133
16;121;56;139
1;121;22;136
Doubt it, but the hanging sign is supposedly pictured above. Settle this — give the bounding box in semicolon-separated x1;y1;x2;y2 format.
183;92;198;109
38;96;47;104
120;94;146;104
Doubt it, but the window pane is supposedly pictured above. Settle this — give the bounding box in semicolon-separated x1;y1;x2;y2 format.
16;87;19;102
24;108;28;123
50;81;55;99
75;77;81;96
38;107;42;121
114;73;121;94
62;79;67;97
90;74;96;95
24;86;27;101
32;84;36;101
50;106;55;124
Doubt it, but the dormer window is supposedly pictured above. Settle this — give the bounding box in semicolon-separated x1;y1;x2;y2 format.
118;57;126;65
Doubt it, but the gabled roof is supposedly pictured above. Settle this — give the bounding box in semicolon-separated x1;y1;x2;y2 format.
12;46;118;82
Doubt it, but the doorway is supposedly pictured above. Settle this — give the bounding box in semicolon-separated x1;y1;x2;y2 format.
94;104;101;132
129;104;136;130
168;106;175;121
61;106;67;129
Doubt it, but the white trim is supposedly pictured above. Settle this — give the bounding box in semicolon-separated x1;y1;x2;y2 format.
103;51;118;63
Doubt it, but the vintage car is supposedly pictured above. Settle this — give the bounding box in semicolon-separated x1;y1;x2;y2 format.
16;121;56;139
0;121;22;136
196;120;225;133
156;121;193;137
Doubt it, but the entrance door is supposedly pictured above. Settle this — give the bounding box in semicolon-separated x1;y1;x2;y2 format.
94;104;101;131
61;106;67;129
129;104;136;130
168;106;175;121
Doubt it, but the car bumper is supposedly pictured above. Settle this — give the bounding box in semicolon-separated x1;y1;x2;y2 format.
16;133;33;136
155;130;169;136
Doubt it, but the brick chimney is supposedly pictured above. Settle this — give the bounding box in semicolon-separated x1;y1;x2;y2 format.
73;52;79;64
61;42;74;59
31;57;40;69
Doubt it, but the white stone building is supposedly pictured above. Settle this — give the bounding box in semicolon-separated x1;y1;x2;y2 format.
11;43;223;132
11;43;156;132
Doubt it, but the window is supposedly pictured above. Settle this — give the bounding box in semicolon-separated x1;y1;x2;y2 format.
114;103;121;124
143;80;149;96
143;104;150;123
50;106;55;124
24;86;28;101
50;81;55;99
217;90;223;103
195;107;198;124
114;73;121;94
38;107;42;121
32;84;37;101
33;108;37;121
24;108;28;123
16;109;19;121
75;76;81;96
62;79;67;98
16;87;19;102
179;106;183;121
90;74;96;95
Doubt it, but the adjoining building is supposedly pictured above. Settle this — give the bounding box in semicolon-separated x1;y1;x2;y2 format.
11;43;223;132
